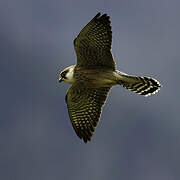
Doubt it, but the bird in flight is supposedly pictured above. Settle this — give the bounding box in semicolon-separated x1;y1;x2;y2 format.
59;13;161;143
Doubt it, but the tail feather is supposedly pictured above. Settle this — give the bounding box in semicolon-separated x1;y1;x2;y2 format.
118;74;161;97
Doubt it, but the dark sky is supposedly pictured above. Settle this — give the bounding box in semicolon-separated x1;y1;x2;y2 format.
0;0;180;180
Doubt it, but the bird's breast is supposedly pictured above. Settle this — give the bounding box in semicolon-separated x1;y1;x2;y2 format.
75;69;117;88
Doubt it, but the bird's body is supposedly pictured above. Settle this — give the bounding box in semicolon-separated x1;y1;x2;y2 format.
59;13;161;143
64;66;118;87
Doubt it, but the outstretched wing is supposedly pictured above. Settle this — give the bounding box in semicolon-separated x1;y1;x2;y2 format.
74;13;115;70
66;82;110;143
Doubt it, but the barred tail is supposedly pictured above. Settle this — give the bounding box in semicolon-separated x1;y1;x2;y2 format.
118;74;161;97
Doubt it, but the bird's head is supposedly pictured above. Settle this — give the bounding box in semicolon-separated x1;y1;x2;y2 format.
59;65;75;84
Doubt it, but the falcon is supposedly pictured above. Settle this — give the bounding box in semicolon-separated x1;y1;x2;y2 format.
59;13;161;143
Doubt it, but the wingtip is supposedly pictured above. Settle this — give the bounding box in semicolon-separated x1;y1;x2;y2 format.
94;12;101;19
95;12;109;18
93;12;111;27
83;137;91;143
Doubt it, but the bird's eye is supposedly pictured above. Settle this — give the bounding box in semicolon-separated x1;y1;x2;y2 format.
61;71;67;79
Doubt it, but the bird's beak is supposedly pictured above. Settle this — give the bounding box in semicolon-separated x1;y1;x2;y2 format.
59;77;63;83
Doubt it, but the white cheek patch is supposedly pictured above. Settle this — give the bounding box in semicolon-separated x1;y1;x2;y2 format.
66;69;73;79
65;67;75;83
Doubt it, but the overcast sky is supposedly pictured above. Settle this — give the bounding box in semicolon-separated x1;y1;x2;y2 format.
0;0;180;180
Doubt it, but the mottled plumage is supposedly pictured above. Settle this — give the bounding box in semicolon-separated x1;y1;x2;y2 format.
66;83;110;142
59;13;161;143
74;13;115;70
